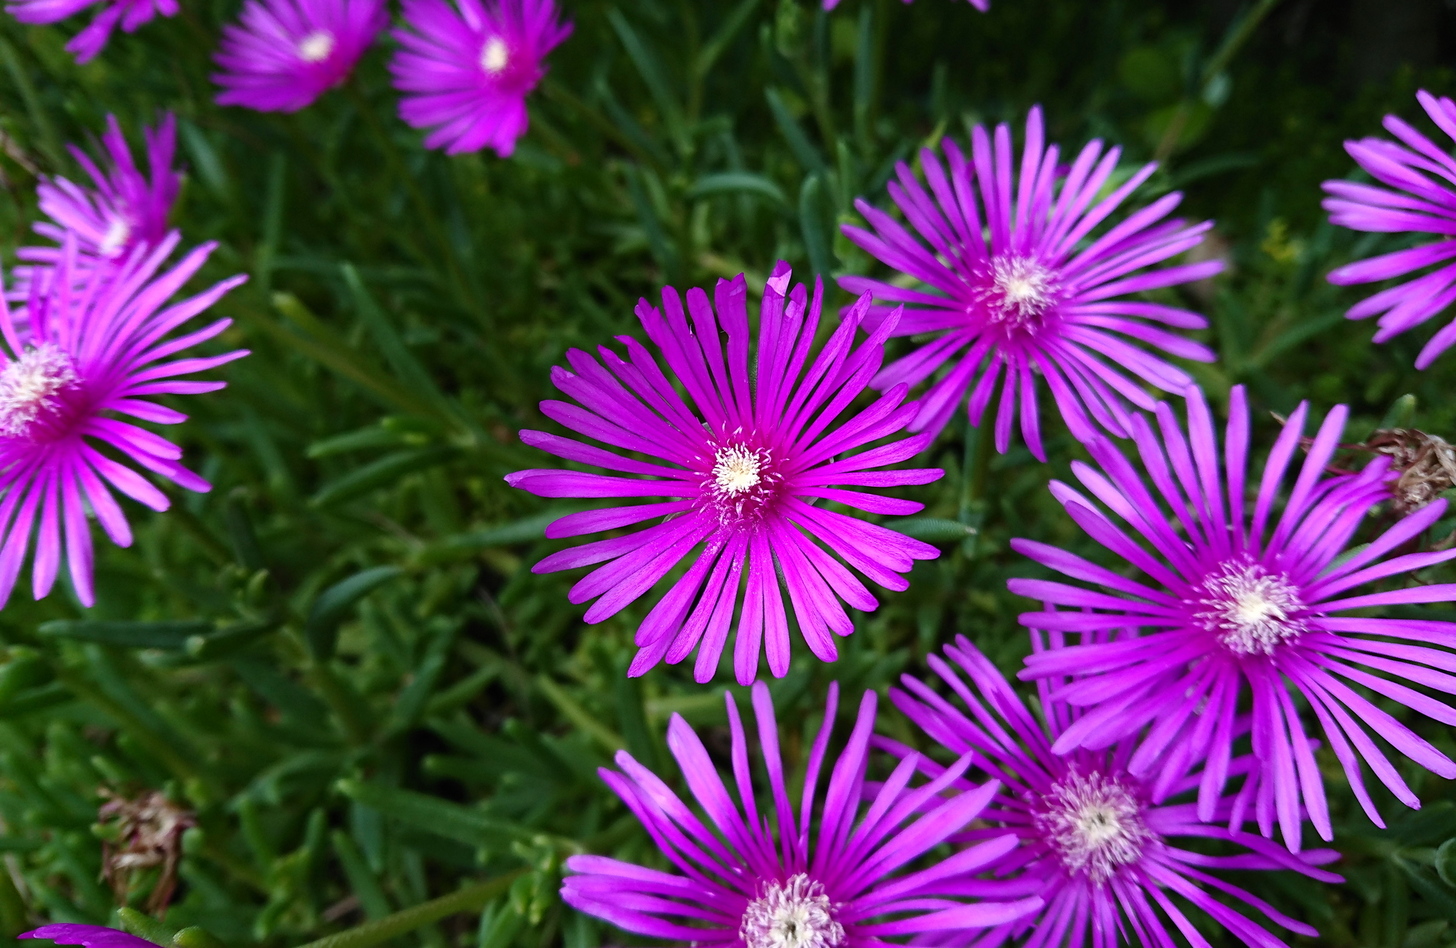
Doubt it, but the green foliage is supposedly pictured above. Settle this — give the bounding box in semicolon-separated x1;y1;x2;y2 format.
0;0;1453;945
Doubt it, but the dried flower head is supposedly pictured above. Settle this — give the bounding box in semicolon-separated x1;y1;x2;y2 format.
97;789;195;913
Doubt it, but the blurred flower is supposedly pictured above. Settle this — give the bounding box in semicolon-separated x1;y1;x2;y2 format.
12;114;179;302
885;635;1341;948
389;0;570;156
213;0;388;113
562;681;1041;946
98;788;194;912
841;106;1220;458
22;926;161;948
1325;90;1456;369
825;0;987;8
506;264;942;684
1011;384;1456;850
5;0;175;63
0;233;247;608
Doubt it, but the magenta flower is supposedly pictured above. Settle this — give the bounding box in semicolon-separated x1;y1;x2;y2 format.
12;114;179;302
826;0;987;9
506;265;942;684
5;0;175;62
1011;383;1456;850
23;927;160;948
885;636;1341;948
840;107;1220;459
1324;90;1456;368
389;0;570;156
562;680;1041;946
213;0;388;112
0;233;247;608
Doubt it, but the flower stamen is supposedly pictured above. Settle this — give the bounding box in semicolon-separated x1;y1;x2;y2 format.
1034;769;1152;884
740;874;845;948
0;344;79;439
1194;560;1307;656
297;30;335;63
480;36;509;74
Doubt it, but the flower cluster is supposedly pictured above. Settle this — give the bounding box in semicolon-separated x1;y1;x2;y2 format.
9;0;568;156
0;116;246;608
538;99;1456;946
12;2;1456;944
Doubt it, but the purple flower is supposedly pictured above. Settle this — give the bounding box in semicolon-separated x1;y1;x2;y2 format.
562;680;1042;946
885;635;1342;947
1324;90;1456;368
213;0;388;113
389;0;570;156
1011;383;1456;850
505;265;942;684
826;0;987;9
5;0;175;62
12;114;179;302
840;107;1221;459
23;926;160;948
0;233;247;608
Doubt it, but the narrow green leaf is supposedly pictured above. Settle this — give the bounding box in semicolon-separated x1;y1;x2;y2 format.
310;446;460;509
336;779;523;846
293;872;524;948
1379;394;1418;431
38;620;209;650
696;0;762;79
606;8;686;142
895;518;978;543
688;173;787;205
307;425;412;459
536;675;624;754
331;830;392;920
767;88;827;172
799;173;835;279
117;908;177;945
1435;838;1456;888
186;618;280;661
624;165;680;282
306;567;404;660
342;265;455;420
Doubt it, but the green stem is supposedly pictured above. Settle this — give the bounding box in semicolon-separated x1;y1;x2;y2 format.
1154;0;1284;161
293;872;525;948
961;410;996;515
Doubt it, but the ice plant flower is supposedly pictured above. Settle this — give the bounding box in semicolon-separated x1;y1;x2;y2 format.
505;265;942;684
0;233;247;608
389;0;570;156
213;0;388;112
840;106;1221;458
1324;90;1456;368
12;114;179;302
885;635;1341;947
5;0;175;62
23;926;161;948
1012;383;1456;850
561;681;1042;946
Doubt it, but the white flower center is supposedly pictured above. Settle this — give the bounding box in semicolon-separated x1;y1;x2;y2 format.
713;444;763;495
740;875;845;948
1194;560;1307;656
480;36;509;74
0;343;78;438
98;215;132;258
704;441;781;526
986;256;1057;326
1034;769;1153;885
298;30;335;62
